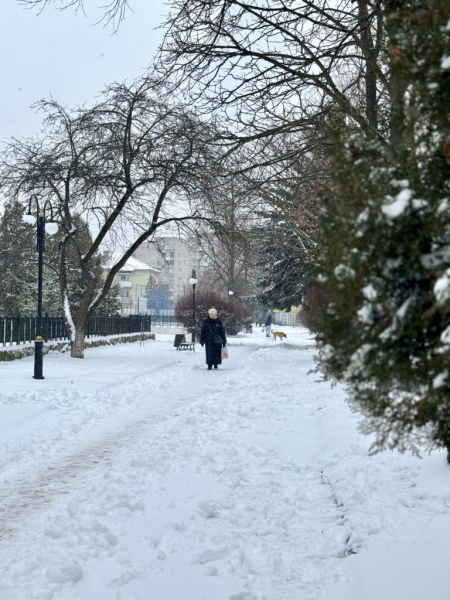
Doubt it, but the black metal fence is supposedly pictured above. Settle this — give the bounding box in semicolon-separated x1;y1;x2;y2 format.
0;314;152;346
150;315;183;328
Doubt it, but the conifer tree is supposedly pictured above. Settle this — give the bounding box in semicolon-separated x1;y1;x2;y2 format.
255;210;315;310
316;1;450;453
0;202;120;317
0;201;37;314
47;215;121;317
255;157;320;310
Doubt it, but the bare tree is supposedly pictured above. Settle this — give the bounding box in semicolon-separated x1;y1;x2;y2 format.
186;170;260;299
19;1;388;164
158;0;387;144
0;78;219;358
17;0;131;30
19;1;387;139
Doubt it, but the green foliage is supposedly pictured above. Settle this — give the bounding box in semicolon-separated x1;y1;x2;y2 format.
0;200;60;314
316;1;450;452
253;151;322;311
0;200;37;314
255;210;315;310
48;215;121;317
0;203;120;316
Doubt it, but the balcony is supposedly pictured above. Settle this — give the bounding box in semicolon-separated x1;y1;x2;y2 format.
118;280;132;288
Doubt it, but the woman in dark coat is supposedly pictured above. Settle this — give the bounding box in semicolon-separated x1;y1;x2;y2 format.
200;308;227;370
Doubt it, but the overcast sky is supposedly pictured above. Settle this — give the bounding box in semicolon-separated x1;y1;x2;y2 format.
2;1;168;140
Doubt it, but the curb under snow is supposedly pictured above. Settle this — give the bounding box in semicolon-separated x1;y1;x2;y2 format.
0;332;155;362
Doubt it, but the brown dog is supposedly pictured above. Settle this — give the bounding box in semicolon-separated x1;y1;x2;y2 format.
272;331;287;341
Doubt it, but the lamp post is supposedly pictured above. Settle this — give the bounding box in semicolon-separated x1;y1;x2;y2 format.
23;196;58;380
228;290;234;301
189;269;198;343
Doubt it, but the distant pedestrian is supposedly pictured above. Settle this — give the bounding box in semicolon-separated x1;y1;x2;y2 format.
265;314;272;338
200;308;227;370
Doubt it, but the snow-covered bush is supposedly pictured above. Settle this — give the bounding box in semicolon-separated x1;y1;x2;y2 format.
315;1;450;453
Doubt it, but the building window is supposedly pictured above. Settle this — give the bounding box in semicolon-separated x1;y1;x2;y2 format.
120;274;129;281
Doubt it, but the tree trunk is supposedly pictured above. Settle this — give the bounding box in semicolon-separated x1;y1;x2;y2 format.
67;254;97;358
63;267;95;359
71;321;87;359
384;0;409;151
357;0;378;131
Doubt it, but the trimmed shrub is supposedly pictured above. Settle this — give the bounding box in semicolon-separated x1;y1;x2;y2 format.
175;290;252;337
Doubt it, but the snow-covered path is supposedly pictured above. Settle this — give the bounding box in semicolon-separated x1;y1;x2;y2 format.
0;329;449;600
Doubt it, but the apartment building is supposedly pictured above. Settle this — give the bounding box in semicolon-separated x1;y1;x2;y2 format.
133;237;207;312
102;252;160;316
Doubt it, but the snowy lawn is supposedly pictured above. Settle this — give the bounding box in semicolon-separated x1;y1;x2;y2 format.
0;327;449;600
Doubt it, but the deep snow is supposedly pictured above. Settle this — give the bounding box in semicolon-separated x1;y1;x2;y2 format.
0;328;449;600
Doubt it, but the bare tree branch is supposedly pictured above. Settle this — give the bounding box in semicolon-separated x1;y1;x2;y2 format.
0;76;221;356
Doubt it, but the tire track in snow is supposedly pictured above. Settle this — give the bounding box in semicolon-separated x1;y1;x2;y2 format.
0;417;143;543
0;345;257;545
0;368;195;542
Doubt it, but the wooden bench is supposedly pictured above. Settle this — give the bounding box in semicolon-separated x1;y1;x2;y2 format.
174;334;195;352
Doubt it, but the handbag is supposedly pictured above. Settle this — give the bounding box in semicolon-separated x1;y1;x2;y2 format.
222;345;229;359
209;324;223;345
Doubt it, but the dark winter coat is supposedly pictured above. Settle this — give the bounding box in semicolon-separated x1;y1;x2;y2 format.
200;316;227;365
265;315;272;326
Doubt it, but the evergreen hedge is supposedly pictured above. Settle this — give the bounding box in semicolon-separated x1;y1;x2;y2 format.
315;1;450;453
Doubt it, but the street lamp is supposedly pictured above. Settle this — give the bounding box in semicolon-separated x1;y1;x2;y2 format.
228;290;234;301
189;269;198;343
23;196;58;380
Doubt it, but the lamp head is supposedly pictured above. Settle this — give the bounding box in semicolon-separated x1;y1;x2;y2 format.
23;213;37;225
45;222;58;235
